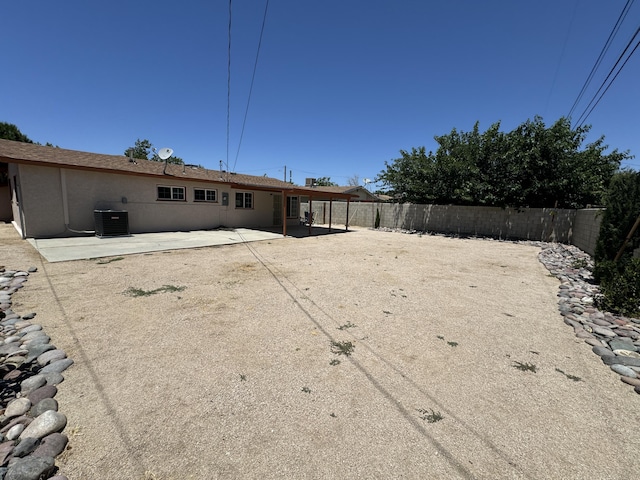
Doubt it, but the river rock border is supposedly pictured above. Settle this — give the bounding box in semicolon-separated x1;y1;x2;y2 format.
537;243;640;395
0;267;71;480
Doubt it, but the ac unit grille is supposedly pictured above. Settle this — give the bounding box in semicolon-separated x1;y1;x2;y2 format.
94;210;129;237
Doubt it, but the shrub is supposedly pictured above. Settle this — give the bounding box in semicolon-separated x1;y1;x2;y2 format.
597;258;640;317
594;171;640;283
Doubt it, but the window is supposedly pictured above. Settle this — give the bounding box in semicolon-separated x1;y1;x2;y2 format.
194;188;217;202
286;196;299;218
157;185;185;201
235;192;253;209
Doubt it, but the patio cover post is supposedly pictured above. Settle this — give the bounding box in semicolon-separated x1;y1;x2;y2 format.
282;190;287;237
345;199;350;231
329;198;333;232
308;197;313;235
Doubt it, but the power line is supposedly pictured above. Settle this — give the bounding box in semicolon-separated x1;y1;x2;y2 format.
567;0;635;120
233;0;270;172
575;27;640;128
226;0;232;170
545;0;579;116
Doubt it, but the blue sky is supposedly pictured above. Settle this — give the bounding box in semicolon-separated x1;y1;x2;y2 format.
2;1;639;188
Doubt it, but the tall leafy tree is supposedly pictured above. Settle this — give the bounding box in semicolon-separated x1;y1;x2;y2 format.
0;122;34;143
377;117;630;208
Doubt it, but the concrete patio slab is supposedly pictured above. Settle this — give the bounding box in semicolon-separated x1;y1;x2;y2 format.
27;228;285;262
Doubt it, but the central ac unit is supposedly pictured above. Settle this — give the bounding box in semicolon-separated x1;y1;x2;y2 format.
94;210;130;237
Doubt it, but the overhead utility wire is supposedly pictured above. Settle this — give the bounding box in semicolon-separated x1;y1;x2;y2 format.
575;29;640;128
575;26;640;128
226;0;232;171
567;0;635;120
233;0;270;172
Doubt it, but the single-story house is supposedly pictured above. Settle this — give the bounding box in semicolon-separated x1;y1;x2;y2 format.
0;139;354;239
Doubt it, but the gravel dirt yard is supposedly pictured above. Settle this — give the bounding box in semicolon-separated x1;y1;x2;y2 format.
2;224;639;479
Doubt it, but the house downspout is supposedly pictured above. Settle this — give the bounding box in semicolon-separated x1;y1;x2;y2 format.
61;169;95;234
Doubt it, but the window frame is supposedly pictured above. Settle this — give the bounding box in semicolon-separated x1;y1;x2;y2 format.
194;188;218;203
157;185;186;201
235;192;253;209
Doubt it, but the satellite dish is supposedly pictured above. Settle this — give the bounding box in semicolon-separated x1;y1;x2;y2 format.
158;147;173;160
363;178;371;185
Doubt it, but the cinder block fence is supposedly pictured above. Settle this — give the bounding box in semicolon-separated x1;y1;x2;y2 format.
301;201;604;256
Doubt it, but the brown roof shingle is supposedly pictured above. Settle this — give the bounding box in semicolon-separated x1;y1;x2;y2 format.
0;139;353;198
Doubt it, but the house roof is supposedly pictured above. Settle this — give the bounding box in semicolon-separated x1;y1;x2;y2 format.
305;185;380;200
0;139;353;199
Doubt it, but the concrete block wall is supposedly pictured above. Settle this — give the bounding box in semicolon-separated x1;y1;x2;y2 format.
304;202;576;242
572;208;604;255
302;202;603;254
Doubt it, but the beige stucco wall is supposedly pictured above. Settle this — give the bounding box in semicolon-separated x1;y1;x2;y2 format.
15;164;297;238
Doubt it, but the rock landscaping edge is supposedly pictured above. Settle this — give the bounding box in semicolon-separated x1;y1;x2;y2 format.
0;266;71;480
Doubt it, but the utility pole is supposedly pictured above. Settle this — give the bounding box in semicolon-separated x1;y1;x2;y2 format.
284;165;287;182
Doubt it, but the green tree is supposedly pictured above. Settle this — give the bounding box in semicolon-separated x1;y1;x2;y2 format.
377;117;630;208
0;122;34;143
124;138;184;164
315;177;338;186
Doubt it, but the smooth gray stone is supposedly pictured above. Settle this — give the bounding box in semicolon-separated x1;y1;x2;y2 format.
611;364;637;378
30;398;58;418
18;325;41;334
592;346;615;358
616;329;639;339
39;358;73;374
20;375;47;395
25;344;55;364
575;329;594;339
19;411;66;440
585;338;603;347
592;318;613;327
4;399;32;418
20;331;47;342
4;455;55;480
36;349;66;367
5;424;24;441
20;313;36;320
602;355;640;367
609;338;636;351
22;335;50;347
0;344;23;355
13;321;32;330
27;267;37;273
593;326;617;337
41;372;64;386
12;437;40;458
32;433;67;459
